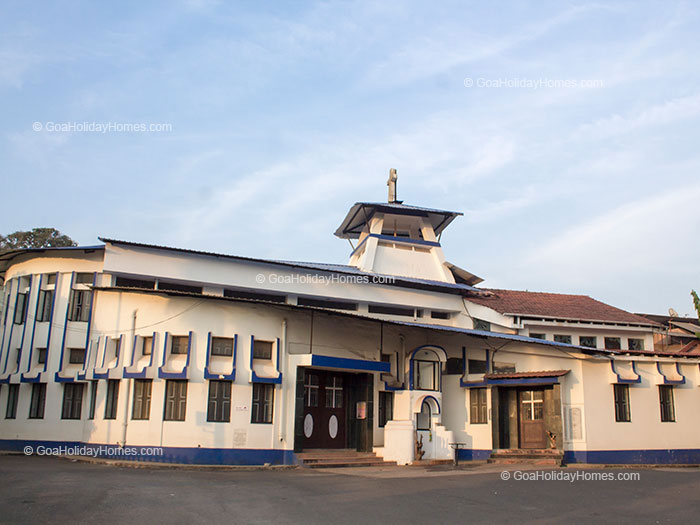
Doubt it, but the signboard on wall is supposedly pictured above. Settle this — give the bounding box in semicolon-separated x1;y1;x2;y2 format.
356;401;367;420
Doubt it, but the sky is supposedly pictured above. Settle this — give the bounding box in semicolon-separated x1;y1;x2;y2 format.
1;0;699;316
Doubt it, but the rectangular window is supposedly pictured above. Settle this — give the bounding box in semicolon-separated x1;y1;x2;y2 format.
378;391;394;428
13;293;27;324
88;381;98;419
158;281;202;294
368;304;416;317
224;289;286;303
529;333;546;340
493;362;516;374
207;380;232;422
37;348;47;365
251;383;274;424
164;380;187;421
69;348;86;365
5;384;19;419
468;359;488;375
36;290;54;322
628;338;644;351
659;385;675;422
579;336;597;348
75;273;94;284
132;379;152;420
104;380;120;420
142;336;153;356
613;384;630;422
62;383;84;420
211;337;234;357
304;373;319;407
470;388;488;424
414;360;439;391
325;376;343;408
605;337;621;350
297;297;358;311
46;273;57;285
68;290;92;322
473;318;491;331
253;340;273;360
553;334;572;344
171;336;189;355
430;311;451;320
29;383;47;419
115;277;156;289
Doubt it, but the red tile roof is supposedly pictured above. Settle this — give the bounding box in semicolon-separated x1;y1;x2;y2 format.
467;289;658;326
483;370;570;379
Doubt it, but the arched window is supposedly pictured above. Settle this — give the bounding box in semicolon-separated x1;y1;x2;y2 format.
416;401;431;430
412;348;442;391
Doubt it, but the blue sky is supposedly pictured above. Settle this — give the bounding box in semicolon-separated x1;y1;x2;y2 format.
2;1;699;316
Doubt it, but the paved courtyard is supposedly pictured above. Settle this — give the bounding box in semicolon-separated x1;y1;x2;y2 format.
1;455;699;524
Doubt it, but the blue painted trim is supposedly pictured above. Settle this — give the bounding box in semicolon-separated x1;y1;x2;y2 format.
43;272;59;374
158;331;192;379
0;279;13;375
0;439;296;466
656;362;686;385
204;332;237;380
1;279;16;377
54;272;76;382
123;331;157;379
419;394;441;414
250;335;282;384
25;274;43;377
83;272;97;354
15;275;33;375
610;359;641;384
310;354;390;373
564;449;700;465
484;377;562;386
408;345;447;390
456;449;492;461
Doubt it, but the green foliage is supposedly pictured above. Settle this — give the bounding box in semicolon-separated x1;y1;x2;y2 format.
0;228;77;254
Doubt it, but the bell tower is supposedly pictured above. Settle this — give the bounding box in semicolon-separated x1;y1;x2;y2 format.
334;170;467;283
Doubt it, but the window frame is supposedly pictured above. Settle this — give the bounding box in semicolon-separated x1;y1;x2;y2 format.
252;340;273;360
29;383;47;419
36;289;54;322
211;337;234;357
88;381;98;420
470;388;488;424
104;379;120;420
413;359;440;391
605;337;622;350
5;384;19;419
13;292;27;325
68;289;92;322
164;380;188;421
132;379;152;420
251;383;274;424
378;391;394;428
62;383;84;420
553;334;572;344
171;336;189;355
659;385;675;423
68;348;86;365
207;380;232;423
579;336;597;348
613;384;631;422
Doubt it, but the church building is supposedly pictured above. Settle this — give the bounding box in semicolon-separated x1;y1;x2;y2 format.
1;173;698;466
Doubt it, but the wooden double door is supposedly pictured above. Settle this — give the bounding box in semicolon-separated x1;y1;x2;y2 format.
518;388;547;449
303;369;348;449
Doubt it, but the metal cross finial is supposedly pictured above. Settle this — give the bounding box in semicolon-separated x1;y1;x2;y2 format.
387;168;398;203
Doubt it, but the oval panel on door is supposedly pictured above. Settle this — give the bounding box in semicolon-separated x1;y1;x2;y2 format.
304;413;314;438
328;414;338;439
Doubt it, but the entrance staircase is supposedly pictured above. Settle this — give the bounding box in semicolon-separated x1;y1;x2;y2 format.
297;449;397;468
488;449;564;466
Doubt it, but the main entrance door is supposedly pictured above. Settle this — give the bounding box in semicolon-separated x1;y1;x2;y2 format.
518;388;547;449
303;369;347;448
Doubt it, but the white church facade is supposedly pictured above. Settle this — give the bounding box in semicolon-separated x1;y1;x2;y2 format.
1;176;698;466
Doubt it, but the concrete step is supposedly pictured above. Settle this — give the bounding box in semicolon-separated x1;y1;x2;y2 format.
488;449;563;466
298;449;397;468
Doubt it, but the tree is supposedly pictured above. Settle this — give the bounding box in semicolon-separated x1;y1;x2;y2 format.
0;228;77;254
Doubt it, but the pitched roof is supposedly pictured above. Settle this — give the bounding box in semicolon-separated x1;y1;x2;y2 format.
467;288;657;326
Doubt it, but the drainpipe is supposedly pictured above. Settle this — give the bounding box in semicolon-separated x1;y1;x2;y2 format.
120;308;137;446
278;318;288;444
